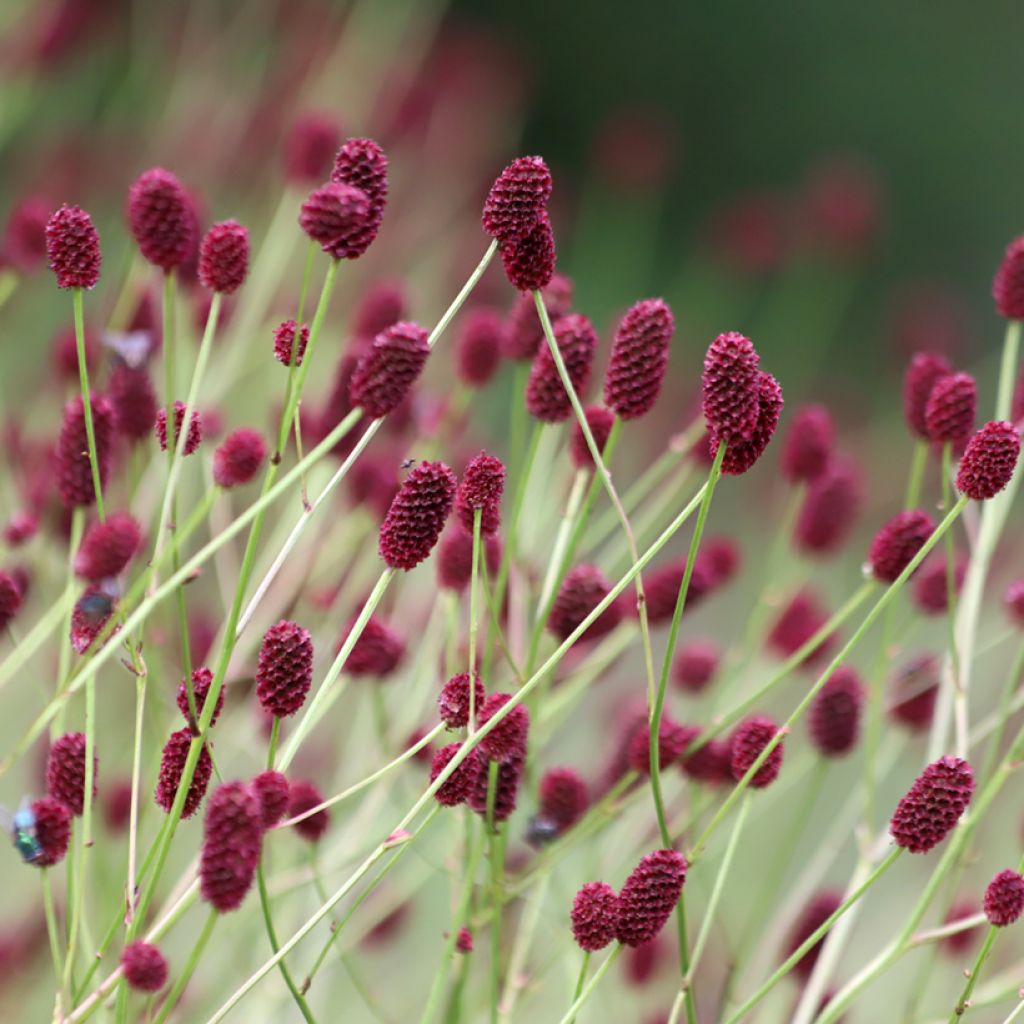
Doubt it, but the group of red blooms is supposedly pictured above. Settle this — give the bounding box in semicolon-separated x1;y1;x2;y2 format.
3;127;1024;1019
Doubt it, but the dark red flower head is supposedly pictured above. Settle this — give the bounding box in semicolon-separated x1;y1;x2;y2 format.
482;156;552;242
430;743;481;807
781;403;834;482
956;421;1021;501
46;731;97;817
525;312;597;422
109;365;158;443
711;371;784;475
571;881;619;951
200;781;263;912
673;641;719;693
503;273;574;360
924;372;976;444
156;401;202;455
74;513;142;582
702;332;762;444
0;572;23;632
766;589;837;670
379;461;457;570
538;767;589;833
251;770;290;829
679;733;733;786
627;718;692;775
341;614;406;677
477;692;529;763
469;748;524;823
868;509;935;583
298;182;370;258
349;322;430;419
616;849;688;947
176;667;225;730
903;352;952;440
456;307;505;387
128;168;195;271
984;869;1024;927
438;672;486;730
286;779;330;842
56;395;114;507
29;797;72;867
70;584;117;654
198;220;249;294
808;666;864;757
456;451;505;536
456;928;473;953
889;654;939;732
330;137;388;258
436;527;501;592
793;456;864;556
285;113;342;184
45;204;100;289
353;279;407;340
993;236;1024;319
604;298;675;420
570;405;615;470
889;756;974;853
500;211;556;292
213;428;266;488
1005;580;1024;627
912;553;965;615
2;513;37;549
940;902;982;957
786;891;843;980
121;941;168;992
256;620;313;718
730;715;784;788
155;728;212;819
273;320;309;367
548;564;622;642
4;195;49;273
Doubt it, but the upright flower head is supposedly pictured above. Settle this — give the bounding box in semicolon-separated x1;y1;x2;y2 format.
603;298;675;420
867;509;934;583
616;849;688;947
156;401;202;455
128;168;195;271
956;421;1021;500
477;692;530;763
430;743;481;807
455;451;505;536
766;588;836;669
349;322;431;419
924;371;976;444
993;236;1024;319
438;672;486;730
56;395;114;507
213;428;266;488
27;797;72;867
176;667;225;729
198;220;249;294
378;461;457;570
701;332;761;444
341;614;406;677
251;770;290;828
500;211;556;292
74;513;142;581
121;941;168;993
903;352;952;440
256;620;313;718
890;756;974;853
913;553;965;615
330;137;388;257
548;564;622;641
45;204;100;289
436;527;501;592
808;666;864;757
285;113;341;184
793;456;863;556
482;156;552;242
984;869;1024;927
353;279;407;340
109;365;158;443
781;403;834;482
455;307;504;388
298;182;370;257
673;640;719;693
570;405;615;470
525;312;597;422
627;718;693;775
199;781;263;912
468;748;524;822
889;654;940;732
46;731;97;816
537;767;589;834
273;320;309;367
711;371;784;475
730;715;784;788
571;882;619;952
155;728;212;819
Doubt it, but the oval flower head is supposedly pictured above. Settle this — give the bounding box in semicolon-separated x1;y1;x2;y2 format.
889;756;973;853
378;461;457;571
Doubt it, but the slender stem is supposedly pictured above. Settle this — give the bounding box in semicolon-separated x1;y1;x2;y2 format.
979;639;1024;786
555;946;622;1024
723;848;903;1023
42;870;65;999
904;439;928;509
151;909;217;1024
950;926;1000;1022
72;288;105;521
942;441;964;747
469;508;482;727
486;763;502;1024
995;320;1021;422
125;667;147;925
566;952;591;1024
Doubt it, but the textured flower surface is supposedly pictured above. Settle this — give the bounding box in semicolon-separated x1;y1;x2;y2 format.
500;211;556;292
74;513;142;581
455;451;505;535
46;204;101;288
128;168;195;270
890;756;974;853
993;235;1024;319
984;869;1024;927
200;781;263;912
616;849;687;947
46;731;97;816
525;313;597;422
379;461;457;570
155;401;202;455
255;620;313;717
213;428;266;488
730;715;784;788
121;942;168;992
956;421;1020;500
903;351;952;439
251;770;290;829
176;667;225;728
286;780;330;842
198;219;249;294
548;564;621;641
808;666;864;757
476;692;529;763
867;509;934;583
482;156;552;242
785;891;843;980
155;729;213;819
57;396;114;507
571;882;619;951
702;331;761;444
438;672;486;730
349;322;430;419
603;298;675;420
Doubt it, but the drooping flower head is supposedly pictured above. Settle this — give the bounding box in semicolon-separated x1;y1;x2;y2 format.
378;461;457;570
603;298;675;420
482;156;552;242
525;312;597;422
455;451;505;536
199;781;263;912
711;371;783;475
45;204;101;289
956;421;1021;501
128;168;195;271
255;620;314;718
349;322;431;419
889;756;974;853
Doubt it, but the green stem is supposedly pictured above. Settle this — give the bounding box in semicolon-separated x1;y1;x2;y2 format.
950;926;1000;1022
469;508;482;726
72;288;105;521
942;441;963;700
486;762;503;1024
979;638;1024;786
151;909;217;1024
995;320;1021;422
555;946;622;1024
42;870;65;1000
904;439;928;509
566;952;591;1024
125;668;147;927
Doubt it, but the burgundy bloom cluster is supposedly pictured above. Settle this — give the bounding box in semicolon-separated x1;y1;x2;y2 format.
109;364;159;443
780;403;834;483
176;667;226;730
536;767;589;835
199;781;264;913
571;882;619;952
349;322;431;419
476;692;530;763
329;137;388;258
251;770;290;829
867;509;934;583
128;168;196;271
984;869;1024;927
213;428;266;488
156;401;202;455
455;307;505;388
256;620;314;718
198;220;249;294
341;614;405;677
482;156;552;243
615;849;688;947
503;274;574;360
499;207;556;291
436;526;502;592
45;204;101;289
767;589;836;669
793;456;863;556
56;395;114;507
286;780;330;842
438;672;486;730
299;181;369;256
673;641;720;693
74;512;142;581
956;421;1020;501
455;451;505;535
729;715;784;788
889;756;974;853
273;319;309;367
284;113;341;184
993;235;1024;319
570;405;616;470
46;731;97;817
912;554;965;615
121;941;168;993
547;564;622;642
526;313;598;422
603;298;675;421
155;728;214;819
27;797;72;867
808;666;864;757
378;461;457;570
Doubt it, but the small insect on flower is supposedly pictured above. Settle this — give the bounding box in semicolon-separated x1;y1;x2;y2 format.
4;801;42;864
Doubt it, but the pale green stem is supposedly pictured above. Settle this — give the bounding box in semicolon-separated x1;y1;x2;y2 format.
486;763;503;1024
555;946;622;1024
904;440;928;509
42;870;65;1003
73;288;105;521
469;508;482;728
534;468;587;631
125;669;147;926
979;638;1024;786
566;951;591;1024
950;928;1000;1022
151;909;217;1024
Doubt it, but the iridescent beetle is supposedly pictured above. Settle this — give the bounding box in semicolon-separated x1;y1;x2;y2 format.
2;801;43;864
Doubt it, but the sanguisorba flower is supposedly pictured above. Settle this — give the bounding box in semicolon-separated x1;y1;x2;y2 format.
712;371;784;475
468;748;524;823
702;331;762;444
155;728;213;819
56;395;114;507
438;672;486;730
121;941;168;993
455;307;505;388
603;298;675;420
109;364;158;443
785;891;843;980
436;527;502;593
615;849;688;947
793;456;863;556
286;780;330;842
503;273;573;360
378;461;457;571
924;371;976;444
352;279;407;340
0;572;23;632
780;403;834;483
250;770;290;829
284;113;341;184
482;155;552;243
729;715;784;788
956;421;1021;500
199;781;263;912
213;428;266;488
903;351;952;440
430;743;481;808
74;512;143;581
45;204;101;289
273;320;309;367
992;235;1024;319
525;312;597;422
330;137;389;258
298;182;369;256
198;220;249;294
349;322;431;418
476;692;529;763
570;405;615;470
128;168;196;271
155;401;202;455
255;620;314;718
547;564;622;641
889;756;974;853
46;731;97;816
341;614;406;677
500;211;557;292
455;451;505;535
537;767;589;833
808;666;864;757
571;882;619;952
28;797;72;867
984;869;1024;927
867;509;935;583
